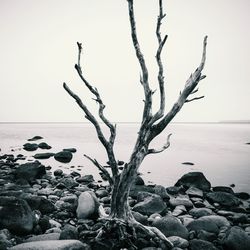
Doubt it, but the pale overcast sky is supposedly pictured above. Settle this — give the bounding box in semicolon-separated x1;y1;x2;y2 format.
0;0;249;122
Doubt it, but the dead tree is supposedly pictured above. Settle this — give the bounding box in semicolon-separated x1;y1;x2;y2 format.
64;0;207;248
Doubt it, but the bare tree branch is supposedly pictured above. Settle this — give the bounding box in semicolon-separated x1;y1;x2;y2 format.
84;154;113;185
150;0;167;125
147;133;172;154
74;42;116;146
185;95;205;103
148;36;208;142
127;0;152;122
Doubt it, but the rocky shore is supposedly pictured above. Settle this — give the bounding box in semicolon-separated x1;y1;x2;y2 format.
0;137;250;250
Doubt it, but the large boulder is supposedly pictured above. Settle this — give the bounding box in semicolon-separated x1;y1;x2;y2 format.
54;151;73;163
9;240;89;250
221;226;250;250
187;215;230;234
175;172;211;191
152;216;189;239
0;196;35;235
76;191;100;219
133;194;166;216
13;161;46;182
206;192;241;207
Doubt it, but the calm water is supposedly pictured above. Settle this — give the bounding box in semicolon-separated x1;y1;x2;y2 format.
0;123;250;193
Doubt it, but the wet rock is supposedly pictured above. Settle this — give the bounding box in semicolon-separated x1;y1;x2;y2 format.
0;196;35;235
167;236;189;248
189;239;218;250
135;175;145;185
54;151;73;163
152;215;189;239
175;172;211;191
166;186;183;195
14;161;46;182
63;148;77;153
76;174;94;184
189;208;213;218
9;240;88;250
206;191;241;207
23;143;38;151
169;197;193;208
234;192;250;200
59;177;78;189
54;169;63;176
154;185;170;200
26;233;60;242
133;194;166;216
213;186;234;194
187;215;230;234
33;153;54;159
28;136;43;141
129;185;155;199
76;191;100;219
221;226;250;250
38;142;52;150
60;224;78;240
186;187;203;198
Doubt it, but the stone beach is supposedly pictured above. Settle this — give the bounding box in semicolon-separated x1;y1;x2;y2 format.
0;137;250;249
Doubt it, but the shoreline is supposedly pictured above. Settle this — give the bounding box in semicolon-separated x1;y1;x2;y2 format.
0;137;250;249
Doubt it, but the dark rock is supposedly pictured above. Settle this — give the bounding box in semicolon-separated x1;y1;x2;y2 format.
95;188;109;198
24;195;56;214
38;142;52;149
234;192;250;200
167;236;189;248
54;169;63;176
189;239;219;250
169;197;193;208
39;216;51;233
132;211;148;225
9;240;88;250
152;216;189;239
0;196;35;235
63;148;77;153
28;136;43;141
154;185;170;200
166;186;183;195
76;174;94;184
60;224;78;240
14;161;46;182
186;187;203;198
23;143;38;151
117;160;124;166
70;171;81;177
182;162;194;165
33;153;54;159
133;194;166;216
135;175;145;185
59;177;79;189
197;230;217;242
175;172;211;191
129;185;155;199
76;191;100;219
222;226;250;250
213;186;234;194
0;228;13;249
206;192;241;207
54;151;73;163
26;233;60;242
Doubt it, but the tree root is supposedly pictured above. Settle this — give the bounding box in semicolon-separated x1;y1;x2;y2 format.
91;217;173;249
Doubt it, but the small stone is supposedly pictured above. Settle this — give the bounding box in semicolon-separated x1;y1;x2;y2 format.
54;169;63;176
28;136;43;141
23;143;38;151
63;148;77;153
189;208;213;218
38;142;52;149
182;162;194;165
33;153;54;159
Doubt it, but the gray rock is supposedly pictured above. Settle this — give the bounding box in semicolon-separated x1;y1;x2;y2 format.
54;151;73;163
189;207;213;218
169;197;193;208
95;188;109;198
23;143;38;151
60;224;78;240
186;187;203;198
33;153;54;159
166;186;182;195
154;185;170;200
134;175;145;185
152;216;189;239
206;192;241;207
133;194;166;216
189;239;219;250
167;236;189;248
76;174;94;184
222;226;250;250
129;185;155;199
59;177;78;189
54;169;63;176
14;161;46;182
0;229;13;249
26;233;60;242
28;136;43;141
0;196;35;235
63;148;77;153
172;205;187;217
187;215;230;234
9;240;89;250
212;186;234;194
175;172;211;191
76;191;99;219
132;211;148;225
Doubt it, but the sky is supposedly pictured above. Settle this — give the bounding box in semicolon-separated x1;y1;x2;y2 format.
0;0;250;123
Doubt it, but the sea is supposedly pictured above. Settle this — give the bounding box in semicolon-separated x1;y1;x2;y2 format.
0;122;250;193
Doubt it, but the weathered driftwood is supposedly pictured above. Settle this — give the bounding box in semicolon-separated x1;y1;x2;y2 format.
64;0;207;247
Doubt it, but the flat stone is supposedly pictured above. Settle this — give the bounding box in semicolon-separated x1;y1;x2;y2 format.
169;197;193;208
206;192;241;207
26;233;60;242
